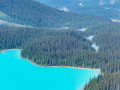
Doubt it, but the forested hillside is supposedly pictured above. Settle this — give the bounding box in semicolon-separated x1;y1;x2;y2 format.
21;34;105;67
0;0;110;29
0;26;103;68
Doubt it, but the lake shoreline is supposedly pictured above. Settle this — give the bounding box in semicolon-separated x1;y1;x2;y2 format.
20;52;100;74
0;49;22;53
21;55;101;72
0;49;101;73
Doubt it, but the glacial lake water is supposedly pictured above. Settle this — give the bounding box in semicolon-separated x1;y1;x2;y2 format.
86;35;99;51
0;50;100;90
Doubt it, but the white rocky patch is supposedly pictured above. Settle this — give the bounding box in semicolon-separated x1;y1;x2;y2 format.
110;0;118;4
59;7;69;12
62;27;69;29
78;28;87;32
105;7;110;10
0;11;7;17
79;3;84;7
99;0;105;5
111;19;120;23
0;19;32;27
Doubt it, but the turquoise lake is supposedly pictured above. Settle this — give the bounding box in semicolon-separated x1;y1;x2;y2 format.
0;50;99;90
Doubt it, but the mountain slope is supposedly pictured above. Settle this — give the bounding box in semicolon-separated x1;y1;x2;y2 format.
0;0;110;29
34;0;120;20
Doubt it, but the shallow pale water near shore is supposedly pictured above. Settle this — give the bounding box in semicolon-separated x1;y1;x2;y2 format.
0;50;99;90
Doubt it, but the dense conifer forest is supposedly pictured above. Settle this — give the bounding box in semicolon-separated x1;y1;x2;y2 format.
0;0;120;90
0;26;101;68
84;73;120;90
82;23;120;90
